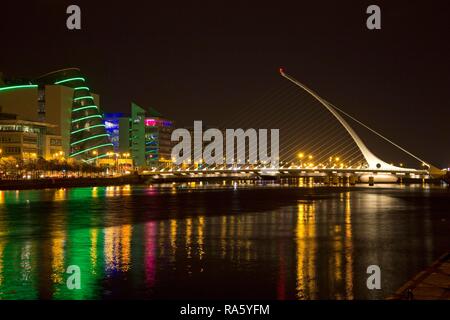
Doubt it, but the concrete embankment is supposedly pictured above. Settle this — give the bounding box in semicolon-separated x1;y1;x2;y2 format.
0;175;145;190
389;251;450;300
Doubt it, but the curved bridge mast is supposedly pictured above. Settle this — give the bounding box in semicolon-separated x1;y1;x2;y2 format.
279;68;442;176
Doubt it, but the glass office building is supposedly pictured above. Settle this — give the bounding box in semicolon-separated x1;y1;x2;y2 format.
103;103;174;168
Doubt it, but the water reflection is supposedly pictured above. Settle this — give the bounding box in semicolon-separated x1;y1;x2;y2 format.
145;221;156;287
0;183;448;299
296;201;317;299
344;192;354;300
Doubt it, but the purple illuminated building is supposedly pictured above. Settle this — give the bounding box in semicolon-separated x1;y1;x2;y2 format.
103;104;174;168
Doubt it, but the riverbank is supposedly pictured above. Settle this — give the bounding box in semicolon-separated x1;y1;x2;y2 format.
389;251;450;300
0;174;446;190
0;175;145;190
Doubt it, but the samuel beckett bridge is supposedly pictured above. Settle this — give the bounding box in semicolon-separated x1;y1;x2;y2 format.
142;69;448;184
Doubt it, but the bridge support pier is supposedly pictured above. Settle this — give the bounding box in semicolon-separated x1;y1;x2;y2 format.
330;174;339;185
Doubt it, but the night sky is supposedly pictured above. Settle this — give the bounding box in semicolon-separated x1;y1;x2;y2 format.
1;0;449;167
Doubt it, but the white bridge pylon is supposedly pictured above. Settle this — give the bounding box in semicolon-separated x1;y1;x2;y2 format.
279;68;433;173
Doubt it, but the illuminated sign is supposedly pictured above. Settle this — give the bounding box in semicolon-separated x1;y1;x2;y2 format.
145;118;172;127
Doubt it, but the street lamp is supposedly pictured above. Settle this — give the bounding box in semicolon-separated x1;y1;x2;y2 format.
114;153;119;174
297;152;304;167
106;152;115;174
92;150;98;168
121;152;131;173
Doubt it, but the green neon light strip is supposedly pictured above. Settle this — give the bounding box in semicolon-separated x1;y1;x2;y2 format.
71;124;105;135
55;77;85;85
0;84;38;92
74;86;90;91
70;143;113;157
74;96;94;101
72;114;102;123
71;134;109;146
83;153;109;162
72;105;98;112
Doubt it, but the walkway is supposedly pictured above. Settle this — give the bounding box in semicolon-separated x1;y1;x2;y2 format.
390;251;450;300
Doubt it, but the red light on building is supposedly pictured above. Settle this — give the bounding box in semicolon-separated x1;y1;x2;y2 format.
145;119;157;126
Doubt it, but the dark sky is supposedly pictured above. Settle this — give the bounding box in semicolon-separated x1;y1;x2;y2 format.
1;0;449;167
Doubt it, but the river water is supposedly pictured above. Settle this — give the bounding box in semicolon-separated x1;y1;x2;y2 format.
0;182;449;300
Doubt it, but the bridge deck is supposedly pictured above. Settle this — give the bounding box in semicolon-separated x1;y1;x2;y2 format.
141;167;429;176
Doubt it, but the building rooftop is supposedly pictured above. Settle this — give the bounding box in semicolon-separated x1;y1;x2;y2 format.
146;106;163;117
0;117;58;128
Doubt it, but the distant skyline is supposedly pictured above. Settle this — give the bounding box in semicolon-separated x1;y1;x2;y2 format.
1;0;449;167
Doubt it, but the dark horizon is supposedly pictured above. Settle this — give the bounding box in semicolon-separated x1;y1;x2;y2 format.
1;0;449;167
